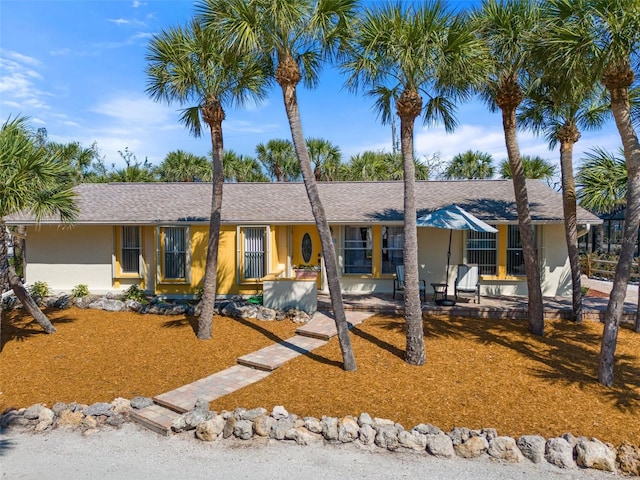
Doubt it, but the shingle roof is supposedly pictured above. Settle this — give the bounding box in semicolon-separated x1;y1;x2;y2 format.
6;180;601;225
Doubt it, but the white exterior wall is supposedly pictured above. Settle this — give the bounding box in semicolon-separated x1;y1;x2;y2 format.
25;225;115;294
540;223;571;296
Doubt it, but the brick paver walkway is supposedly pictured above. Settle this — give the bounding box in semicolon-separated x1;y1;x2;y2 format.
131;310;374;435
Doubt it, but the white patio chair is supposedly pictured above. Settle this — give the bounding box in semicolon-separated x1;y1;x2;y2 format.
393;264;426;302
455;264;480;304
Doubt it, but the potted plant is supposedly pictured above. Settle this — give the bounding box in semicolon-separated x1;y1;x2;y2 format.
293;264;320;280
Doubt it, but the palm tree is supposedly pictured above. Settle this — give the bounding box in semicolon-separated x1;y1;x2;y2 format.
443;150;495;179
518;76;608;323
109;149;158;182
223;151;268;182
157;150;213;182
343;1;487;365
146;18;269;340
255;139;301;182
197;0;358;371
0;116;78;346
473;0;545;336
368;85;401;154
498;155;557;182
576;148;627;214
306;138;342;181
345;151;428;181
540;0;640;385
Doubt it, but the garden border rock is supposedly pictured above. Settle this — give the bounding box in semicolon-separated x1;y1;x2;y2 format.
2;399;637;476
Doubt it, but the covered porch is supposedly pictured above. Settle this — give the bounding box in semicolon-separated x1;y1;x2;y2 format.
318;277;638;326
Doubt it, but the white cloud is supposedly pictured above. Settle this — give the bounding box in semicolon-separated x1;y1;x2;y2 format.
5;51;41;67
132;0;146;7
109;18;131;25
50;48;71;57
0;53;50;115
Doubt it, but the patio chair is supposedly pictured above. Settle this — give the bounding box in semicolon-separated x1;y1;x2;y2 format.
393;264;426;302
455;264;480;304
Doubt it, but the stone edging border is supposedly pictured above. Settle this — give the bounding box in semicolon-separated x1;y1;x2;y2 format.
2;398;639;477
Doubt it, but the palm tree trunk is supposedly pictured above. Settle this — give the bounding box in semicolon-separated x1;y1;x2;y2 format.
558;133;582;322
197;101;225;340
598;82;640;386
501;106;544;336
279;83;356;371
399;115;425;366
0;222;7;350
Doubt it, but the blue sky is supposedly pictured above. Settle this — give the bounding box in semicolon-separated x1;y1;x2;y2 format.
0;0;624;174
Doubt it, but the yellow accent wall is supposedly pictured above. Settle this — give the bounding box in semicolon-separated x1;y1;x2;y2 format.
497;224;507;279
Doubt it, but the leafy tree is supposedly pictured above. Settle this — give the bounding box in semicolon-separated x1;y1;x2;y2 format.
157;150;212;182
576;147;627;214
146;17;269;340
306;138;342;181
0;117;78;346
47;140;100;184
518;74;608;323
344;151;428;181
109;148;158;182
498;155;557;181
443;150;495;179
198;0;358;370
223;151;268;182
255;139;301;182
473;0;545;336
343;1;487;365
540;0;640;385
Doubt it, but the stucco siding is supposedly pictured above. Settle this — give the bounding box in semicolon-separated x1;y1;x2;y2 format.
25;225;114;293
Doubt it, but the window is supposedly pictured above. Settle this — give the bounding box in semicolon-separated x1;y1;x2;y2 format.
243;227;266;279
163;227;187;280
507;225;536;276
344;226;372;274
466;229;497;276
121;226;141;274
381;226;403;274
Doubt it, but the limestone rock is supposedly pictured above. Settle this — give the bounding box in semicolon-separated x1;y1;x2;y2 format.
233;419;254;440
256;306;277;321
517;435;546;464
51;402;70;417
223;416;236;439
1;410;30;429
426;433;455;458
111;398;132;415
130;397;154;409
358;412;373;427
455;436;488;459
106;414;125;428
398;430;427;451
88;298;125;311
271;405;289;420
322;416;339;442
196;415;226;442
285;427;320;446
34;408;55;432
271;418;294;440
488;436;524;463
82;415;98;429
617;442;640;476
481;428;498;442
375;425;399;451
545;437;575;469
338;416;359;443
413;423;441;436
239;407;267;422
253;415;275;437
172;398;210;432
303;417;322;434
372;417;395;428
83;402;114;417
575;438;617;472
57;410;85;428
23;404;45;420
447;427;472;446
358;424;376;446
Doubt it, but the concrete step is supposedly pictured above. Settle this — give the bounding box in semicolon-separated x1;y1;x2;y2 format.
130;404;181;436
237;335;326;371
153;365;271;414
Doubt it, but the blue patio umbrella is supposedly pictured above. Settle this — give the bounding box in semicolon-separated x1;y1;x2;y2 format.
417;204;498;303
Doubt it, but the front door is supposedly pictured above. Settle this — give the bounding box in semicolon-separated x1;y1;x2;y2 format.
291;226;322;289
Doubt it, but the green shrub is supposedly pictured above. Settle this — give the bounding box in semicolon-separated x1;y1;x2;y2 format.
71;284;90;298
29;281;50;298
123;284;145;302
194;285;204;302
